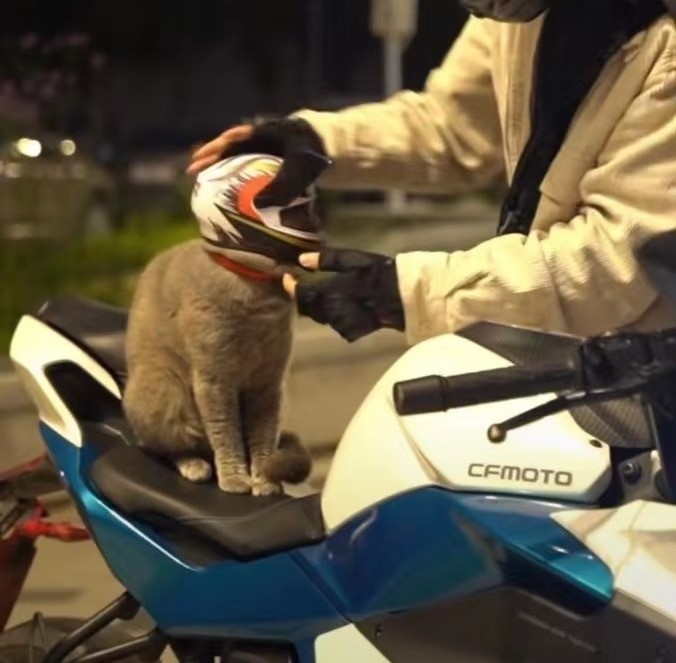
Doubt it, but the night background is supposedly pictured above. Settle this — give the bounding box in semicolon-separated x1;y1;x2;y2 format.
0;0;483;353
0;0;468;157
0;2;503;636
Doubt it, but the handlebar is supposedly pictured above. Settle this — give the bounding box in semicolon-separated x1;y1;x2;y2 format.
393;328;676;419
393;364;581;416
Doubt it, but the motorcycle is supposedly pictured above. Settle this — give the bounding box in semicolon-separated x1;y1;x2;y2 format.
4;245;676;662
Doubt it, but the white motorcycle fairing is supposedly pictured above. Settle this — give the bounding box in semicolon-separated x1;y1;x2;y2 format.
321;330;612;530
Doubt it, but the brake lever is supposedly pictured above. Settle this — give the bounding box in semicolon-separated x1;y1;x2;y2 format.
486;378;648;442
485;327;676;440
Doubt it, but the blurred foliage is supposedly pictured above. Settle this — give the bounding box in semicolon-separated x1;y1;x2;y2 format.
0;206;356;354
0;214;195;353
0;185;501;353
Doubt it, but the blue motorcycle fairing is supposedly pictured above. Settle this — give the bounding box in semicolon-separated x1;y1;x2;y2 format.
42;424;346;643
43;422;614;647
294;490;614;623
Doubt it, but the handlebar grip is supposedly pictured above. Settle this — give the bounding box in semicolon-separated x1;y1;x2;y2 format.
393;364;579;416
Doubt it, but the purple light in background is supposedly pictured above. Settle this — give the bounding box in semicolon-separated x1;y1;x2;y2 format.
90;53;106;70
65;33;90;48
19;33;39;51
0;81;16;96
38;83;57;101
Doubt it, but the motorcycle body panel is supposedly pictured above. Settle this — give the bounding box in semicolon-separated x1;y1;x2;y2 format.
321;333;612;531
554;501;676;624
9;312;676;662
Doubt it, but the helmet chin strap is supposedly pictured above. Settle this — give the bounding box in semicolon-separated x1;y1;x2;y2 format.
206;249;284;282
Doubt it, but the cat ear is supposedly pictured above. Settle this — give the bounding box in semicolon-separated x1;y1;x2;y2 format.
255;151;332;208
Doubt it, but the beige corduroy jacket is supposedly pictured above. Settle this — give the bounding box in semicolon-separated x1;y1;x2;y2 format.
294;13;676;344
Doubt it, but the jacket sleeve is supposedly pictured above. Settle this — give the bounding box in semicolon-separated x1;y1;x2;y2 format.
396;40;676;344
292;17;504;194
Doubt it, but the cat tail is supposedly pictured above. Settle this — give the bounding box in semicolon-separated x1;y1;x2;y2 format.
262;431;312;485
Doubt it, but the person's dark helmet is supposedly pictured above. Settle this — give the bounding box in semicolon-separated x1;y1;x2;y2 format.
460;0;551;22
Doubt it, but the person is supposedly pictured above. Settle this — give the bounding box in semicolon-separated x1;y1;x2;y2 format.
187;0;676;346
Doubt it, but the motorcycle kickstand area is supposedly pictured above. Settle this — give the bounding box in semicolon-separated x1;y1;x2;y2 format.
42;591;167;662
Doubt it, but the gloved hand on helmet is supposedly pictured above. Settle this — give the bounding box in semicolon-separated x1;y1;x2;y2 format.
189;119;406;344
283;248;406;343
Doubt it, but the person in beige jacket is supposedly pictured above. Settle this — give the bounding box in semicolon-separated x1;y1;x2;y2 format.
188;0;676;347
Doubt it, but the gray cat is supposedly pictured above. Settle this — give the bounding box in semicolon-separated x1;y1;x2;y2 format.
123;238;311;496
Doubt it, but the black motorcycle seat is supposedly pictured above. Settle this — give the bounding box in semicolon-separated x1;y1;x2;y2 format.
88;443;326;560
36;296;128;387
36;297;326;560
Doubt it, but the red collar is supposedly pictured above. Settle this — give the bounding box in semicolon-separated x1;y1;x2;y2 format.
208;251;280;282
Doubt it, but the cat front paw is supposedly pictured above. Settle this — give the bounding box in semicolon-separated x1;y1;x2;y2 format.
218;474;253;494
175;457;213;483
252;478;283;497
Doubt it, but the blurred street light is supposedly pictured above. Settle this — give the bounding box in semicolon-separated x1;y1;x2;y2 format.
60;139;77;156
16;138;42;158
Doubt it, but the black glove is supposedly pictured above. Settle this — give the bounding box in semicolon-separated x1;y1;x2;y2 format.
296;248;406;343
221;117;330;207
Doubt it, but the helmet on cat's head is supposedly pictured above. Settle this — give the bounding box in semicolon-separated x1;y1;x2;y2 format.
191;151;331;269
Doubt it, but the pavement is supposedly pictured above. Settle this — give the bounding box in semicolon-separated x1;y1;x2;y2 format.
0;200;497;656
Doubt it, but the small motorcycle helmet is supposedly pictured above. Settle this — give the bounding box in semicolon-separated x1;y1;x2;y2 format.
191;151;330;268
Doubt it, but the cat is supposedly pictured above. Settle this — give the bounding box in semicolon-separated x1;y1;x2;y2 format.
122;238;311;496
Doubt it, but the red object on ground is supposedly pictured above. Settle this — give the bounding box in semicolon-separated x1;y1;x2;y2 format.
15;518;90;542
0;454;49;483
0;455;92;629
0;498;90;630
12;499;90;542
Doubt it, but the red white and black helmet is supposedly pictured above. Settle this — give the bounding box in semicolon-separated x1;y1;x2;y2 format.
191;151;330;268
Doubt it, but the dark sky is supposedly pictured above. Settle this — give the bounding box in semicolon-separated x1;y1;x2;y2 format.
0;0;468;90
0;1;469;148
